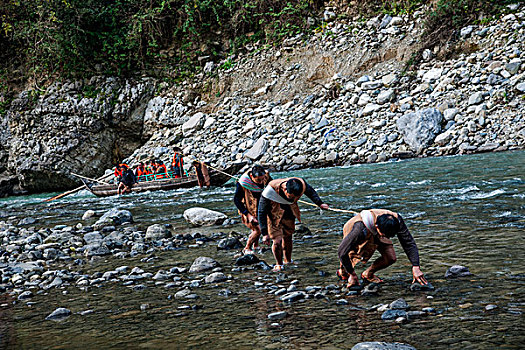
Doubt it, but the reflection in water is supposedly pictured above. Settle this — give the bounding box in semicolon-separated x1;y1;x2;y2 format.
1;151;524;349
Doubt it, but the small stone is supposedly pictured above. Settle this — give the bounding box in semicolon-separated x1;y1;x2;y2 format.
145;224;171;240
189;257;220;273
18;291;33;300
395;316;406;323
45;307;72;321
183;208;228;226
389;298;409;310
410;282;435;291
205;272;227;283
445;265;472;278
217;237;242;250
268;311;287;320
280;291;306;303
352;342;416;350
82;210;96;220
235;254;260;266
468;92;484;105
485;304;498;311
381;309;407;320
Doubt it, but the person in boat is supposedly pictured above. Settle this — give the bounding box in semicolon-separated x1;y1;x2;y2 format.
155;160;168;179
337;209;428;288
117;164;137;195
192;160;210;188
258;177;329;271
233;165;272;255
171;147;185;178
147;159;157;175
134;162;147;181
114;163;129;179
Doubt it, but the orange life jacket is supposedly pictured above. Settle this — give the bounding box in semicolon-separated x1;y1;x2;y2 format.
155;164;168;179
114;163;129;178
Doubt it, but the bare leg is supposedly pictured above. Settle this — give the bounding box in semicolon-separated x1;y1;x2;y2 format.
245;228;261;251
282;235;293;264
272;237;284;266
363;244;397;279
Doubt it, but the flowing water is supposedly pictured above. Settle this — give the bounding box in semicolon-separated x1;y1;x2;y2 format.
1;151;524;349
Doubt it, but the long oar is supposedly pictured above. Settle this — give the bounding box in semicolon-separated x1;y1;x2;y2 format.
71;172;111;185
44;173;113;202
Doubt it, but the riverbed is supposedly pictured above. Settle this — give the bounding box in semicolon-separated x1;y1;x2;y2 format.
1;151;524;349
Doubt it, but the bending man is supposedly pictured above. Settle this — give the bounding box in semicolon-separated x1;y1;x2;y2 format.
258;177;329;271
337;209;427;287
233;165;272;255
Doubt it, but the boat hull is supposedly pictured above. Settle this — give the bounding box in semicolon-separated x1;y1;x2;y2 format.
86;162;245;197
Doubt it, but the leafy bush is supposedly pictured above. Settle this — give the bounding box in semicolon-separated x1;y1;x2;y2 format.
0;0;323;86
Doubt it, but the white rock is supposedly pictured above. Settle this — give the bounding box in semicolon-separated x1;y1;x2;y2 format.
145;224;171;240
390;16;404;26
468;92;484;105
358;94;371;106
183;207;228;226
460;26;474;37
362;103;381;116
434;129;454;146
82;210;95;220
377;89;394;104
292;155;307;164
203;117;216;129
182;112;204;136
444;108;458;121
245;137;269;160
422;68;443;83
382;74;397;87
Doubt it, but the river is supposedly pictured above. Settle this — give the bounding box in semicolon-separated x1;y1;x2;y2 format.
1;151;524;349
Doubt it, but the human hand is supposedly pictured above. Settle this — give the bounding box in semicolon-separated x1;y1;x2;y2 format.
262;235;271;246
320;203;329;210
346;272;360;288
247;213;258;224
412;266;428;285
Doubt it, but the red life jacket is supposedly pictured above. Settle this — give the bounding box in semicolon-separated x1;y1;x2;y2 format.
156;164;168;179
172;153;183;168
114;163;129;178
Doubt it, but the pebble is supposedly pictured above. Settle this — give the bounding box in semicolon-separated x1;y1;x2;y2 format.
268;311;287;320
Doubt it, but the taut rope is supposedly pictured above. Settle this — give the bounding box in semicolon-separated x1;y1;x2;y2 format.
187;155;358;215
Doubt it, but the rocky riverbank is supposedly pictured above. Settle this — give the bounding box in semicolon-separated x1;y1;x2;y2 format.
0;206;464;328
1;4;524;195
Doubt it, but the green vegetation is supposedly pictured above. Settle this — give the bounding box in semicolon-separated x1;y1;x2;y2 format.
421;0;515;55
0;0;517;95
0;0;323;88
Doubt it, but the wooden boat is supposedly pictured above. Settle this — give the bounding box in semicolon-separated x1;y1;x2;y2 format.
84;162;246;197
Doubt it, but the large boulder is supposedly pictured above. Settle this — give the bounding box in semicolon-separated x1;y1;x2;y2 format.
183;207;228;226
396;108;443;153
